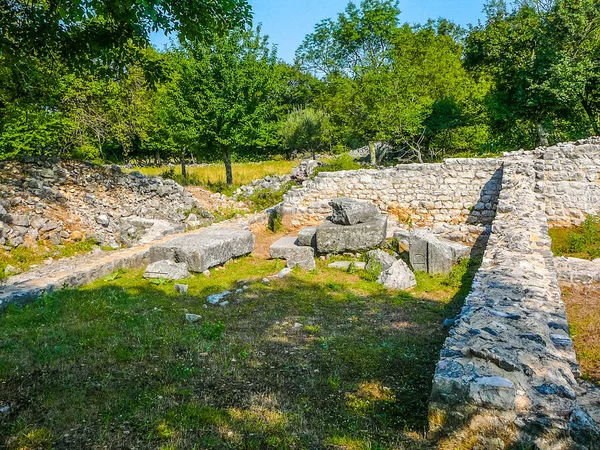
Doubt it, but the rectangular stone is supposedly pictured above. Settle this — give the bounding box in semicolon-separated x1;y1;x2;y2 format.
149;228;254;272
316;215;387;253
296;226;317;247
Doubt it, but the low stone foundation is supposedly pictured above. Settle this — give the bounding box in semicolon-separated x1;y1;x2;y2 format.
428;156;598;449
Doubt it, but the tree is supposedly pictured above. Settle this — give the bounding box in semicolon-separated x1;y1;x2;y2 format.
279;108;331;159
465;0;600;147
171;27;282;185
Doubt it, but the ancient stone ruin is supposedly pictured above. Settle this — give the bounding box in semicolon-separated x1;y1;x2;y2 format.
281;138;600;448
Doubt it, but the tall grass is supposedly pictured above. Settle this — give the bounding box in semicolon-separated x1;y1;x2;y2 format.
130;160;298;193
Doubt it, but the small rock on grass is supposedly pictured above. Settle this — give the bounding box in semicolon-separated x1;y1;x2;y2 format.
0;405;9;414
207;291;231;305
185;313;201;323
220;301;229;307
203;270;211;277
175;284;189;294
262;278;270;283
278;268;292;278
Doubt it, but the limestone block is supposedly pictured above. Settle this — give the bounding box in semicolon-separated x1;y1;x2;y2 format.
149;228;254;273
329;197;380;225
270;236;315;270
378;259;416;290
409;229;470;275
296;226;317;248
366;249;396;272
316;215;387;254
144;260;190;280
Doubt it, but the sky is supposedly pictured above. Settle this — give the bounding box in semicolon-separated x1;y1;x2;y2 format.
151;0;487;63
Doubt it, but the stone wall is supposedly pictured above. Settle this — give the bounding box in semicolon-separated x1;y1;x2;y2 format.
282;158;503;227
428;155;598;448
535;139;600;227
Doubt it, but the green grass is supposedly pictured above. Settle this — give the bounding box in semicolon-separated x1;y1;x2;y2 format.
0;255;480;449
130;160;299;194
549;215;600;260
0;239;98;281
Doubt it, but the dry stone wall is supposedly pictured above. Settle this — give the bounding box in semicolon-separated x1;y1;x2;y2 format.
429;155;598;449
283;158;503;227
535;138;600;227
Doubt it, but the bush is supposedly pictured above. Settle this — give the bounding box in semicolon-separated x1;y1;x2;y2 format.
313;154;361;176
247;181;295;212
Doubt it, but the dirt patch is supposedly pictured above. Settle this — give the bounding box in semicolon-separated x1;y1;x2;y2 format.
561;281;600;383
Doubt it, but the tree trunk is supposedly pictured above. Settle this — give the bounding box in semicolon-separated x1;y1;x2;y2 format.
223;147;233;186
581;97;599;136
369;141;376;165
180;152;187;179
155;149;161;166
536;122;549;147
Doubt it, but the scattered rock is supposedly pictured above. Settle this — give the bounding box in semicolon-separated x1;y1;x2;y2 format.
278;268;292;278
329;197;380;225
366;249;396;272
185;313;201;323
95;214;110;226
0;405;9;414
202;270;211;277
207;291;231;305
143;260;191;280
4;264;19;276
409;229;469;275
220;301;229;307
377;259;416;290
328;261;366;270
174;284;189;294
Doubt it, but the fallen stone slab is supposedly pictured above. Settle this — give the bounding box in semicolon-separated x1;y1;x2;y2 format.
328;261;366;270
378;259;416;290
296;226;317;247
329;197;380;225
409;229;470;275
270;236;316;270
207;291;231;305
316;215;387;254
149;228;254;273
143;260;190;280
366;249;396;273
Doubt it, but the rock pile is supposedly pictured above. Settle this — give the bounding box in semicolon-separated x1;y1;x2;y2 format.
0;158;206;249
233;174;292;199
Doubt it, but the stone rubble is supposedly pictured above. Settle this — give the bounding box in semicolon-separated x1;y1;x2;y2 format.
377;259;416;290
555;256;600;283
0;158;206;248
270;236;316;270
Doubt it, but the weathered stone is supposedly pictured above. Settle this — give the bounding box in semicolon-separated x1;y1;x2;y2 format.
329;197;380;225
409;229;469;275
328;261;366;270
143;260;190;280
207;291;231;305
174;284;189;294
95;215;110;226
48;232;62;245
468;377;516;410
270;236;315;270
149;228;255;273
366;249;396;272
185;313;201;323
377;259;416;290
296;227;317;247
316;215;387;253
7;214;29;227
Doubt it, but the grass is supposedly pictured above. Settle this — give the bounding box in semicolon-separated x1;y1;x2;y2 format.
0;239;98;281
561;282;600;384
0;253;481;449
130;160;299;194
549;215;600;260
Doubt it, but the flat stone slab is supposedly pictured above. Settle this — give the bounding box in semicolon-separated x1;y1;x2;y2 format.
270;236;315;270
144;260;190;280
149;228;254;273
316;215;387;254
329;197;380;225
328;261;366;270
296;226;317;247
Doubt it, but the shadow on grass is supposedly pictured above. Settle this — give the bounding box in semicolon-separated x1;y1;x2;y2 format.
0;255;484;449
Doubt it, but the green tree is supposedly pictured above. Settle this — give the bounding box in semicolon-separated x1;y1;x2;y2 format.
170;27;282;185
279;107;331;159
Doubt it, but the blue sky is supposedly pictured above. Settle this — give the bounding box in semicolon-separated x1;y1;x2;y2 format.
151;0;487;63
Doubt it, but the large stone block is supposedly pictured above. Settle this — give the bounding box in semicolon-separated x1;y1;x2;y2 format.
144;260;190;280
270;236;315;270
149;228;254;273
296;226;317;248
316;215;387;253
409;229;469;275
378;259;416;290
329;197;380;225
